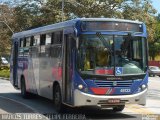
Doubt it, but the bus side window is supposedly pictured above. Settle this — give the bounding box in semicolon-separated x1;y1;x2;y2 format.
19;38;24;57
50;31;62;58
19;38;23;47
24;37;30;56
52;31;62;44
40;34;46;55
40;34;46;46
34;35;40;46
30;36;34;46
26;37;30;47
51;33;54;44
23;38;26;47
45;33;52;57
34;35;40;56
46;34;51;45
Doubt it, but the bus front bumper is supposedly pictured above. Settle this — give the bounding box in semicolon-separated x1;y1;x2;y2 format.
74;89;147;108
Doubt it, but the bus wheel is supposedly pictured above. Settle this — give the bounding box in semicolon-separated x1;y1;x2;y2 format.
113;105;125;112
21;77;29;99
53;85;63;113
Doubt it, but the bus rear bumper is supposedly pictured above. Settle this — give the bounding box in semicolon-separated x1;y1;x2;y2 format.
74;89;147;108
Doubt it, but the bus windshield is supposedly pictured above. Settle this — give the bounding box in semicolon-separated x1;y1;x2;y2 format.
77;34;147;76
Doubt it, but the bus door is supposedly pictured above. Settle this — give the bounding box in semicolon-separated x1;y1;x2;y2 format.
13;41;19;87
63;34;76;104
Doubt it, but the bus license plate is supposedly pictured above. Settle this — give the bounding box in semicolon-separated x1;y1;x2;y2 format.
108;99;120;104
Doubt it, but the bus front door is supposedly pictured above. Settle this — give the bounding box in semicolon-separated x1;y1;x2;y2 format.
63;34;75;105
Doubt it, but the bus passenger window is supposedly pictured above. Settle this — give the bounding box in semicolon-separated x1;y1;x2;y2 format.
34;35;40;45
51;33;54;44
46;34;51;45
19;38;24;57
19;38;23;47
26;37;30;47
23;38;26;47
52;31;62;44
30;36;34;46
40;34;46;45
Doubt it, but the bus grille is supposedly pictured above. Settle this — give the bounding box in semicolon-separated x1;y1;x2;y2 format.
94;80;133;87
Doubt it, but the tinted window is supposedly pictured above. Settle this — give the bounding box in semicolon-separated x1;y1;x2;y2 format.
40;34;46;45
52;31;62;44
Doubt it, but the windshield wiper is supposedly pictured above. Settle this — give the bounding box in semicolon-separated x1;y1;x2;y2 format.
96;32;112;53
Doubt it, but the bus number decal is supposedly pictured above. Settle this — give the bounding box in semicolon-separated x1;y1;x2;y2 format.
120;89;131;93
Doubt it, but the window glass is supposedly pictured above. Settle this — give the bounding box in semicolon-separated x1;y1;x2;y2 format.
40;34;46;45
46;34;51;45
50;45;62;58
26;37;30;47
133;39;142;59
52;31;62;44
23;38;26;47
78;35;146;76
20;38;23;47
34;35;40;45
30;36;34;46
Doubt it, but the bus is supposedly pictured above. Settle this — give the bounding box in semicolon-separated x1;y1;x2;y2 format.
10;18;148;112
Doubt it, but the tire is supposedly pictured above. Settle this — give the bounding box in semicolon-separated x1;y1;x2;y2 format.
53;84;64;113
21;77;29;99
113;105;125;112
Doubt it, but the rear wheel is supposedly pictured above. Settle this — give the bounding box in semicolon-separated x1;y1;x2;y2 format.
53;84;64;113
21;77;29;98
113;105;125;112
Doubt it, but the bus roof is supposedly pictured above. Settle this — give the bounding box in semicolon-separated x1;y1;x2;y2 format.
12;18;144;39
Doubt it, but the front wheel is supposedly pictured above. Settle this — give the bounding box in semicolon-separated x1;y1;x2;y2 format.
113;105;125;112
53;85;64;113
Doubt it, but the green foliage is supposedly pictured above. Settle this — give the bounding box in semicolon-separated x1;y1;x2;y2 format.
0;68;10;78
149;18;160;60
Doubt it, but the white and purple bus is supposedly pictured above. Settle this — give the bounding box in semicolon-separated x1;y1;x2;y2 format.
10;18;148;112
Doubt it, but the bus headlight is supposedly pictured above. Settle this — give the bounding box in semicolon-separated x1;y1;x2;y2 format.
78;84;83;90
137;84;147;93
141;84;147;90
78;84;88;93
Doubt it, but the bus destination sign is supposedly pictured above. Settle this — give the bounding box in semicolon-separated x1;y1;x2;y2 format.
81;21;143;32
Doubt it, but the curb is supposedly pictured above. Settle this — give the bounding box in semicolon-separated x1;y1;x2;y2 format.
0;77;9;80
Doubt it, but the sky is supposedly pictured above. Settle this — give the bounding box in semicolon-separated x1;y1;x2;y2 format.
152;0;160;14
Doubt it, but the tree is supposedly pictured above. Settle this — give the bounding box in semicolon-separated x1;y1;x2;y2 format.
0;4;13;56
122;0;157;42
64;0;126;18
149;16;160;60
